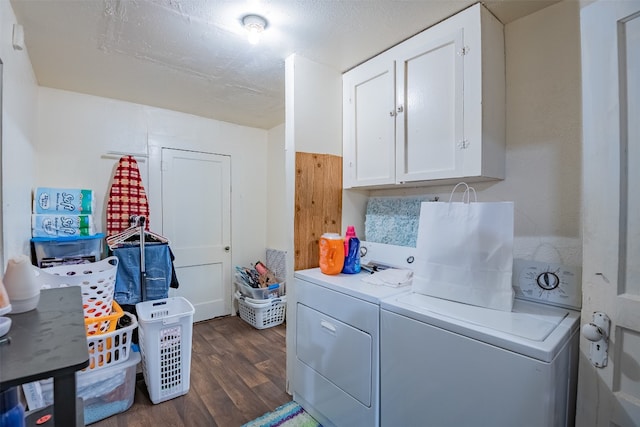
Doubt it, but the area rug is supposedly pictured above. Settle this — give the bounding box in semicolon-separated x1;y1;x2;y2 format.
242;401;322;427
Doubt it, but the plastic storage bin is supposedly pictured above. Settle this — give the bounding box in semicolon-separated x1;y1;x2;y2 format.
136;297;195;404
235;281;284;300
235;293;287;329
31;233;104;267
39;351;140;425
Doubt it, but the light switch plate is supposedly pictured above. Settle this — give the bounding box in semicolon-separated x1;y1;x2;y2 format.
513;259;582;310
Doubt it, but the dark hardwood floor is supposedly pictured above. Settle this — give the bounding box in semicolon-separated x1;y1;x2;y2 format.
91;316;289;427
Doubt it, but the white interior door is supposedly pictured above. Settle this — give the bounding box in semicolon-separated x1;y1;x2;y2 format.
577;1;640;425
161;148;231;322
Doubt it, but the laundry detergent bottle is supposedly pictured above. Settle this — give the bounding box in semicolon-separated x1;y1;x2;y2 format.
319;233;344;275
342;226;361;274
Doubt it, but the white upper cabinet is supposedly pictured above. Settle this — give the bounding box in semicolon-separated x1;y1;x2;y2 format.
342;53;396;187
343;3;505;189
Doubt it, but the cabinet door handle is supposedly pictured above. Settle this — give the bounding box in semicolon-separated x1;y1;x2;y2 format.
389;110;396;117
397;105;404;113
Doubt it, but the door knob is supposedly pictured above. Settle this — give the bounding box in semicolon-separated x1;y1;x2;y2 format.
581;323;606;341
224;246;230;252
581;312;610;368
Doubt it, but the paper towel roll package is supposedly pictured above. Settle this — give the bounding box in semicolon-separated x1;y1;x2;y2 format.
31;214;95;237
33;187;95;215
3;255;40;313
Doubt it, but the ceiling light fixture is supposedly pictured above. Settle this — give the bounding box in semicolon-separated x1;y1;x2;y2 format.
242;14;267;45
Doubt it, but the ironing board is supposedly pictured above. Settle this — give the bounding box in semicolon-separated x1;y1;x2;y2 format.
106;155;150;236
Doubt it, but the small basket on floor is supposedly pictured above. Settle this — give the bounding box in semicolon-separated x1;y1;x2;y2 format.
235;292;287;329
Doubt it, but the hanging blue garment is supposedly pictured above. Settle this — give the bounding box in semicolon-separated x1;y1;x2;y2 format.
112;243;173;305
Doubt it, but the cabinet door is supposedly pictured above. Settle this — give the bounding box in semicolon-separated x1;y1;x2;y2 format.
343;54;396;188
395;24;465;183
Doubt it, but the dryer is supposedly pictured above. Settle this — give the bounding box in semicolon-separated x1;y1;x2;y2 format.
380;259;581;427
293;242;414;427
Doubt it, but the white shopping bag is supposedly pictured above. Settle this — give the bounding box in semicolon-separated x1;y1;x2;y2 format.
413;183;515;311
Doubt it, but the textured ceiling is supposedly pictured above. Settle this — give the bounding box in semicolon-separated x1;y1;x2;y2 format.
10;0;560;130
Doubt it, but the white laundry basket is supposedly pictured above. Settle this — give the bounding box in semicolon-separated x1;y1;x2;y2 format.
135;297;195;404
235;292;287;329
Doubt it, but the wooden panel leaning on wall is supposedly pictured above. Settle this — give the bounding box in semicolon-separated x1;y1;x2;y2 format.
294;152;343;271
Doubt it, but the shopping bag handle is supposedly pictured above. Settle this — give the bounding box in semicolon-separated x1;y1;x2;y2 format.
448;182;477;204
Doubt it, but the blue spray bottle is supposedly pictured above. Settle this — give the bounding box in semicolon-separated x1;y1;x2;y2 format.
342;225;361;274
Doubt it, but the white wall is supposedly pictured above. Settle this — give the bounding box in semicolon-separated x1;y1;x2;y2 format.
367;1;583;266
267;123;287;251
0;1;39;269
35;87;270;270
284;53;343;392
290;56;342;156
2;0;281;289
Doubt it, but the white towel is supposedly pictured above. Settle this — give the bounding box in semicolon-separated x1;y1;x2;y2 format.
361;268;413;287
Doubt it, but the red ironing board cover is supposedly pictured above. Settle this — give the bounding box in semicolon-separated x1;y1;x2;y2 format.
106;155;150;236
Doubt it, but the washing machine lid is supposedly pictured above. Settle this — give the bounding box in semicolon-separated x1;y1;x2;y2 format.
295;268;408;304
381;292;580;362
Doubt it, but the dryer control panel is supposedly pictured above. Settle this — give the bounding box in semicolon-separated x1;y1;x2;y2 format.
513;259;582;310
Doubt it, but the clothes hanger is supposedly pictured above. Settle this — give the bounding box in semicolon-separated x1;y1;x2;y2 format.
107;229;169;249
107;216;169;249
106;224;141;248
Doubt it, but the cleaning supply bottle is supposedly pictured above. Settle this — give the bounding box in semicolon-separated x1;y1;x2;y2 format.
342;226;361;274
319;233;345;275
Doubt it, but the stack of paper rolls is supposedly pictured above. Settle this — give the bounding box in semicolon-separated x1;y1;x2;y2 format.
31;187;97;237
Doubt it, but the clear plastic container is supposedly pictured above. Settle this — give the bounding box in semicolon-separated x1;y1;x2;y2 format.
39;351;141;425
235;281;283;299
31;233;104;267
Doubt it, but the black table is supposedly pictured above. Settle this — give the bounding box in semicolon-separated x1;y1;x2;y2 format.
1;287;89;426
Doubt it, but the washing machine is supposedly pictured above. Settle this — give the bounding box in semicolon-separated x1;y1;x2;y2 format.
380;259;581;427
293;242;414;427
